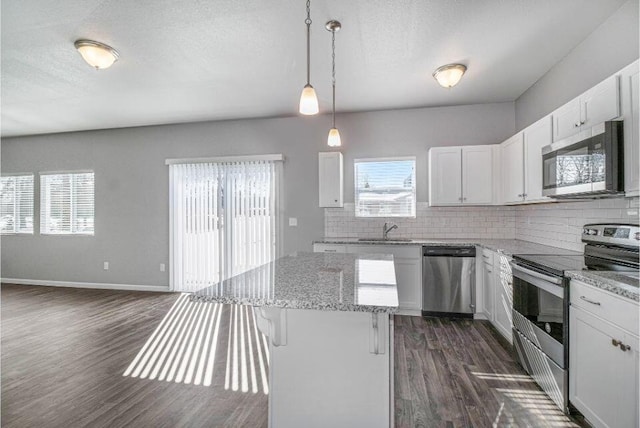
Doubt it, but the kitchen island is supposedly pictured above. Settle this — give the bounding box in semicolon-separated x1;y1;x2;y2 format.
192;251;399;428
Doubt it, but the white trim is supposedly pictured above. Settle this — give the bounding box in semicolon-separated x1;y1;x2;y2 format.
353;156;416;163
1;278;170;292
165;154;284;165
39;170;94;175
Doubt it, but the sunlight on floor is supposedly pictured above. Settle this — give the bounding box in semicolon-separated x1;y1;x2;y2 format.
494;388;578;427
123;294;269;394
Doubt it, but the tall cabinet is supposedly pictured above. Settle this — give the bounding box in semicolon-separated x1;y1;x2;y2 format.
319;152;344;207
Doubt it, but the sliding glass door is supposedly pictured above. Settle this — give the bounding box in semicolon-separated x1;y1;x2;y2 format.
169;159;281;292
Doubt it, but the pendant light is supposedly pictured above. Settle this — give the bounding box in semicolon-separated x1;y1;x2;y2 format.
299;0;319;115
326;20;341;147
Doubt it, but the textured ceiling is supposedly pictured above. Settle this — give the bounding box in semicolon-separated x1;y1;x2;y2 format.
0;0;628;137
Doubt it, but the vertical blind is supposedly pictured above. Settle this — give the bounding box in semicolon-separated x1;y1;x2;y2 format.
170;160;280;292
354;158;416;217
40;172;95;235
0;175;34;234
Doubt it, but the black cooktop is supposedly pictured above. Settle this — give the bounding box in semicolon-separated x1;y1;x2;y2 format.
513;254;586;277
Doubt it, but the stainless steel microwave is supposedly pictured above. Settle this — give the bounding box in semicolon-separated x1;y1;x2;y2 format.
542;121;624;198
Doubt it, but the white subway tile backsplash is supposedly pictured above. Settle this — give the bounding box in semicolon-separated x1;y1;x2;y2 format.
324;197;640;251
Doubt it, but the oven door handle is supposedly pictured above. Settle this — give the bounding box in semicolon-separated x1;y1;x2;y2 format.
511;263;565;299
511;263;563;285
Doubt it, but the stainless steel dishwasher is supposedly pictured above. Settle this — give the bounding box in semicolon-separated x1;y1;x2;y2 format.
422;246;476;317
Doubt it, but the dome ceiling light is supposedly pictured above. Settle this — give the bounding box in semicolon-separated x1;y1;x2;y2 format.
432;63;467;88
74;39;119;70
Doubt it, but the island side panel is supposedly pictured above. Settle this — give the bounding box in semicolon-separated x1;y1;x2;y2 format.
265;308;391;428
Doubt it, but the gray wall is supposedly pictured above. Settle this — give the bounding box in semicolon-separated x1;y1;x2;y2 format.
515;0;640;130
1;102;515;286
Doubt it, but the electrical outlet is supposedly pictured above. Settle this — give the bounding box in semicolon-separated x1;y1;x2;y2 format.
103;261;109;270
160;263;166;272
289;217;298;227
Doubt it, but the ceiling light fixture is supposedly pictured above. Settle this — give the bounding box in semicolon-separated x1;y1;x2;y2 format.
326;20;341;147
432;63;467;88
74;39;119;70
298;0;319;115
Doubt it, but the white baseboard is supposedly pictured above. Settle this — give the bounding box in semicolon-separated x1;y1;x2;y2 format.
1;278;170;293
396;309;422;317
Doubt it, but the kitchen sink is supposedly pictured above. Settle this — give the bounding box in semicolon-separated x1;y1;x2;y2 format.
357;238;413;242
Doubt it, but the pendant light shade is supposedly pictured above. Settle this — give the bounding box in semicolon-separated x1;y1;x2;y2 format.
433;64;467;88
299;84;319;115
327;128;341;147
299;0;319;115
326;20;342;147
74;40;119;69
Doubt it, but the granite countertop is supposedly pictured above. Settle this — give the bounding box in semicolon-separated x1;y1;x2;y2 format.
191;252;399;313
314;238;583;257
567;271;640;302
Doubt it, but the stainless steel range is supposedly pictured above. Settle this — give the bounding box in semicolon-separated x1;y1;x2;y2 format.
511;223;639;413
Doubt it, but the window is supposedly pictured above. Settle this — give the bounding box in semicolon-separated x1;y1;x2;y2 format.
41;172;95;235
169;157;282;292
354;157;416;217
0;175;34;234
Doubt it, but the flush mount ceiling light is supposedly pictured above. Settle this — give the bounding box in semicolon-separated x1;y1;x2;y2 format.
298;0;319;115
432;63;467;88
74;39;119;70
326;20;342;147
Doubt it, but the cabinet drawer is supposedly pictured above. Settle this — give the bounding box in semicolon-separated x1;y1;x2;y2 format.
571;280;639;335
479;248;494;263
313;244;347;253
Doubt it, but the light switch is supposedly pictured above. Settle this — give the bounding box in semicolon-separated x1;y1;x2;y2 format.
103;261;109;270
289;217;298;227
160;263;166;272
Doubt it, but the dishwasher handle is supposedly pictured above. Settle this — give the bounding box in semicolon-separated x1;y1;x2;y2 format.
422;246;476;257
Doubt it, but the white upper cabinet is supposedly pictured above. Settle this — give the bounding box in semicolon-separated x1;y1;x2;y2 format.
462;146;494;204
620;60;640;196
429;145;494;206
429;147;462;205
523;115;552;202
319;152;344;208
553;75;620;143
500;133;525;204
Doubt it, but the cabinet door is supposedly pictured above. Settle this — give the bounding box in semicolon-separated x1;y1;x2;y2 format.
618;331;640;428
462;146;493;204
499;133;525;204
394;257;422;312
319;152;343;207
553;99;582;142
569;306;629;428
492;254;512;343
482;260;494;321
523;116;552;202
620;62;640;196
581;75;620;128
429;147;462;206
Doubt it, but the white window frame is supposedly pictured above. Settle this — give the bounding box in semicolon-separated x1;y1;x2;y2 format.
354;156;417;218
0;173;35;235
40;171;95;236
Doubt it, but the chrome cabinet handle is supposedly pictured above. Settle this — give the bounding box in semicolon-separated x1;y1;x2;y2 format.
372;314;379;355
458;197;463;201
612;338;622;347
574;122;580;127
482;255;490;259
324;249;337;253
620;343;631;352
580;120;585;125
580;296;601;306
463;197;467;201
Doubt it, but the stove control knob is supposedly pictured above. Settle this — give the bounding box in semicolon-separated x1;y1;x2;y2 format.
635;232;640;241
583;229;598;236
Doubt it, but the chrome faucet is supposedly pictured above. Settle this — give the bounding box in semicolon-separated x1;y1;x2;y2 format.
383;222;398;240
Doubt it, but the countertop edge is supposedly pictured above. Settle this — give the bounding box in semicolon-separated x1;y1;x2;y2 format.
567;271;639;303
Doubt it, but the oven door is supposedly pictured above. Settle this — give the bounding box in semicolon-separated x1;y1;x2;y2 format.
511;263;566;368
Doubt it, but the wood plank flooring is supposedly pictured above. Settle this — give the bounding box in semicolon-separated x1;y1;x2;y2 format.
2;284;583;427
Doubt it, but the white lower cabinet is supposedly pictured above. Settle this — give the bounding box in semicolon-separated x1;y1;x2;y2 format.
569;280;639;428
346;245;422;314
476;248;512;343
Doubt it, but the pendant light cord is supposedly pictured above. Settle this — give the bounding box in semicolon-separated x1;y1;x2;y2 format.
305;0;312;85
331;29;336;127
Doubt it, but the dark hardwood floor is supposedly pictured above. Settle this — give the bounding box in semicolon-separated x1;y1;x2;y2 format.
2;284;581;427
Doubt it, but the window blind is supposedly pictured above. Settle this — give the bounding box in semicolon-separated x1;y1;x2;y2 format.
170;160;280;292
41;172;95;235
0;175;34;234
354;158;416;218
